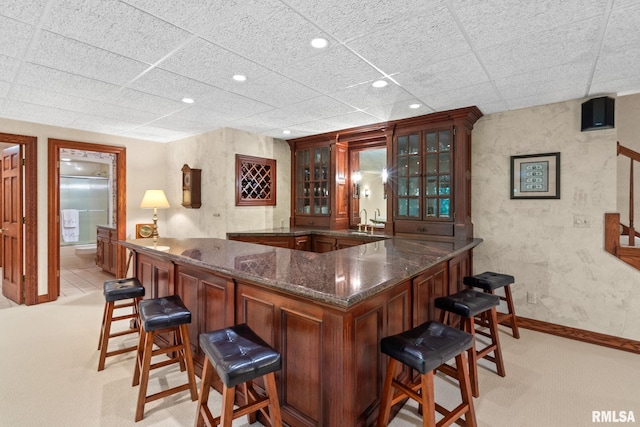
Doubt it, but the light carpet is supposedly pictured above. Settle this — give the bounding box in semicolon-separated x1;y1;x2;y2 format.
0;290;638;427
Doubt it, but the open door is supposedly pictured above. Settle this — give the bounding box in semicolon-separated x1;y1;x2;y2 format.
2;145;23;304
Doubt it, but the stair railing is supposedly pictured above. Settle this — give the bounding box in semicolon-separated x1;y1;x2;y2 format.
617;141;640;246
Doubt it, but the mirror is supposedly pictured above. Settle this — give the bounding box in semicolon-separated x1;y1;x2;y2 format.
353;147;387;227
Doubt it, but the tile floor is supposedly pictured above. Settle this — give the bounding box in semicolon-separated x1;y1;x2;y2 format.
0;266;113;309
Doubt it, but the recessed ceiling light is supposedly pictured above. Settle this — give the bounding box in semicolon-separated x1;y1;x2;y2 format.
233;74;247;82
409;103;421;109
310;38;328;49
283;130;291;135
182;97;194;104
372;80;388;88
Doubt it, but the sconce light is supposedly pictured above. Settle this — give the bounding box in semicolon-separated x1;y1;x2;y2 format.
352;170;362;199
364;188;370;198
381;167;388;199
140;189;170;244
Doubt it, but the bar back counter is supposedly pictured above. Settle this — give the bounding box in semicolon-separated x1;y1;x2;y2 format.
121;230;481;427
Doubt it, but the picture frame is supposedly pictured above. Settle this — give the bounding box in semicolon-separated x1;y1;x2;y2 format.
510;152;560;199
135;223;154;239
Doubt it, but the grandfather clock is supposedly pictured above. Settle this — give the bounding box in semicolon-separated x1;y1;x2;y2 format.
181;164;201;208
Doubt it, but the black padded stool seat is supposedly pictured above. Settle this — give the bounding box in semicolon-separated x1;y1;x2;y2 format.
435;288;500;318
138;294;192;331
132;295;198;422
464;271;520;338
104;277;145;302
377;321;476;427
195;324;283;427
436;289;506;397
380;321;473;374
97;278;144;371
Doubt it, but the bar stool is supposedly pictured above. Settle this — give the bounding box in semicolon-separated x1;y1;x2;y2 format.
464;271;520;338
132;294;198;422
435;289;505;398
377;321;476;427
195;323;282;427
98;277;144;371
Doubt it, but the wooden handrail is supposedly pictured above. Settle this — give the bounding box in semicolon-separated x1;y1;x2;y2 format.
617;141;640;163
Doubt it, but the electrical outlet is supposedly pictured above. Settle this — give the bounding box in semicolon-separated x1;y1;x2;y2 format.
573;214;591;228
527;292;537;304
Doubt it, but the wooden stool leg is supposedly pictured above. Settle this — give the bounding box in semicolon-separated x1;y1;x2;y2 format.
135;330;155;422
195;358;215;427
503;285;520;338
420;371;436;427
455;352;477;427
98;301;114;371
463;317;480;398
178;324;199;401
264;372;283;427
377;357;398;427
488;308;506;377
132;325;146;387
220;384;237;427
98;301;109;350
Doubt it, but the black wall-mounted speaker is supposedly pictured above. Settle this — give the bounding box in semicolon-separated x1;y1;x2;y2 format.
581;96;615;131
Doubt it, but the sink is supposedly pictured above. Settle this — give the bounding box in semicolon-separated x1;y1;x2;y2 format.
370;219;386;225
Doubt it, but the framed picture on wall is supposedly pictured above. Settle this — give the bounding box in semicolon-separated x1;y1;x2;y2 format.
510;152;560;199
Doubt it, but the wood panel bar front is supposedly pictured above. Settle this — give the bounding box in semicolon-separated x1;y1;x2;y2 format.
123;234;481;427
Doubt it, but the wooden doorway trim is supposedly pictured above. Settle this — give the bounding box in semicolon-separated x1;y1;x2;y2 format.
0;132;37;305
47;139;126;302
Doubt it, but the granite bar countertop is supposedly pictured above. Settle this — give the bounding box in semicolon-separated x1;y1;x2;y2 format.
122;229;482;309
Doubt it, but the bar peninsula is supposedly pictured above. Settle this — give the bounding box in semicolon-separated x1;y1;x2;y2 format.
121;230;482;427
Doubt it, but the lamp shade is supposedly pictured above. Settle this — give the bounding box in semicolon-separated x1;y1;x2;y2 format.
140;190;170;209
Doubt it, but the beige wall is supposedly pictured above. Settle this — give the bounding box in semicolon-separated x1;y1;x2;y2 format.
164;127;291;239
472;97;640;341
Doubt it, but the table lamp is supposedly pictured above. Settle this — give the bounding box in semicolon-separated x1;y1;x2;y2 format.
140;189;170;244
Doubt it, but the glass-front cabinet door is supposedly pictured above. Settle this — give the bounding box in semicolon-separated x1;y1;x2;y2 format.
395;127;453;221
296;146;329;216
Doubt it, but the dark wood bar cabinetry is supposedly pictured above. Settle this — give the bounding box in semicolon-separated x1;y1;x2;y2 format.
122;234;480;427
96;225;116;274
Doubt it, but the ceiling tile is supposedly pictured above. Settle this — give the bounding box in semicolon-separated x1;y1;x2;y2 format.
42;0;193;64
0;81;11;98
228;108;300;131
453;0;608;49
9;84;104;113
0;15;34;58
120;0;208;29
17;63;120;100
345;6;470;75
330;80;416;111
190;0;330;70
284;0;446;43
30;31;149;86
168;106;232;126
506;87;588;111
318;110;381;131
104;87;187;116
494;62;592;100
478;18;602;79
363;101;435;122
226;72;321;108
394;53;489;98
281;96;357;123
70;114;139;133
0;0;50;25
0;54;21;81
425;82;502;112
2;98;82;125
120;125;192;142
158;37;272;88
602;3;640;52
191;89;275;120
127;67;219;101
280;45;380;94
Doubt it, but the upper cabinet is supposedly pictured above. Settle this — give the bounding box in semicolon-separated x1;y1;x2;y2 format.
392;108;482;240
288;106;482;239
289;137;348;229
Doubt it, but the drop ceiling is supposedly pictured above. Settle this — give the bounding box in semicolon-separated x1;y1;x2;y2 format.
0;0;638;143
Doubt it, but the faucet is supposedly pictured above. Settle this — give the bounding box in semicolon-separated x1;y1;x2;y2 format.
374;208;381;222
359;209;368;231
